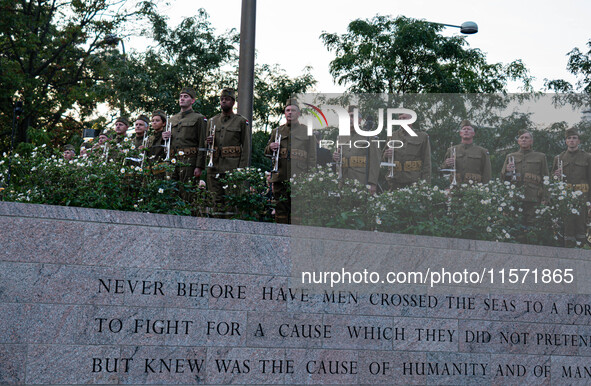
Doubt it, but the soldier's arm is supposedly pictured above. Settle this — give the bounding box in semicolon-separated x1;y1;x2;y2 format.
368;140;380;186
482;149;492;183
264;129;275;156
541;155;550;202
440;147;451;169
195;117;207;170
239;118;251;168
541;155;549;178
500;156;509;180
421;135;432;183
586;154;591;202
307;136;317;171
550;155;557;174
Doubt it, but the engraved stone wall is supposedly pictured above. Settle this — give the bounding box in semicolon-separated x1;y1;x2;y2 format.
2;201;591;384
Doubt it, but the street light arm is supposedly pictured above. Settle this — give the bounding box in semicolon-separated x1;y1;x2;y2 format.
426;21;478;35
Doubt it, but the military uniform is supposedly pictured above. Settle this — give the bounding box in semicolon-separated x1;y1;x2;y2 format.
168;108;206;183
337;131;381;187
265;114;316;224
551;129;591;246
442;143;491;184
501;148;549;225
206;110;251;210
384;129;431;189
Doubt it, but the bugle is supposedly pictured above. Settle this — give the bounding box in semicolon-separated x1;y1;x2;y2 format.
207;124;215;167
271;131;281;173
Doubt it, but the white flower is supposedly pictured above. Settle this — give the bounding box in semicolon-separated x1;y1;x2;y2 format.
518;208;523;212
171;159;177;164
504;181;510;186
158;188;164;194
505;233;511;239
544;179;550;185
486;227;492;233
572;209;579;215
509;206;514;211
319;177;323;182
120;168;125;173
433;186;439;191
223;185;228;189
134;204;138;208
558;196;564;201
498;207;503;212
376;216;382;225
178;150;185;156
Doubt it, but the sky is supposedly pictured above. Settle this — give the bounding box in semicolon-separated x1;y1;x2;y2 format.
142;0;591;94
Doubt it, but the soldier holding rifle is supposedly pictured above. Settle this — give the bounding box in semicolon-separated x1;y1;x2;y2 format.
205;88;251;216
331;106;380;194
442;120;491;185
265;98;316;223
161;87;207;186
551;128;591;247
501;130;549;227
382;112;431;190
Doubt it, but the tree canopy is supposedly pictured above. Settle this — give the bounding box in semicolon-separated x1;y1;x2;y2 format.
320;15;532;94
0;1;317;153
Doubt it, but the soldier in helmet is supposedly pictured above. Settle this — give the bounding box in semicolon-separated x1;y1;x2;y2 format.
161;86;207;186
205;88;251;215
132;115;150;150
145;110;168;168
442;120;491;185
265;98;317;223
332;105;380;194
114;117;130;144
63;144;76;161
501;129;549;226
552;128;591;247
383;112;431;189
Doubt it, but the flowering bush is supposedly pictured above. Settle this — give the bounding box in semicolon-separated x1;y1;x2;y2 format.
292;166;372;230
291;166;585;247
0;141;195;215
1;149;588;247
219;168;274;222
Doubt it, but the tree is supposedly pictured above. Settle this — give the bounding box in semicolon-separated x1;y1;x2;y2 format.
100;8;316;132
95;7;240;120
320;15;532;94
0;0;146;152
253;64;316;131
546;39;591;93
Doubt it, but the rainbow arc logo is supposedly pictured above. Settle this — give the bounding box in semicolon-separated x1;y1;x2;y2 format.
303;103;328;127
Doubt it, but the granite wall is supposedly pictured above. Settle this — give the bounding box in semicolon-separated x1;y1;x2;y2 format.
2;201;591;384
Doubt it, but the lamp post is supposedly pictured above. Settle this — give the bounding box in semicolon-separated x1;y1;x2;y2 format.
429;21;478;34
104;34;127;116
237;0;256;166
